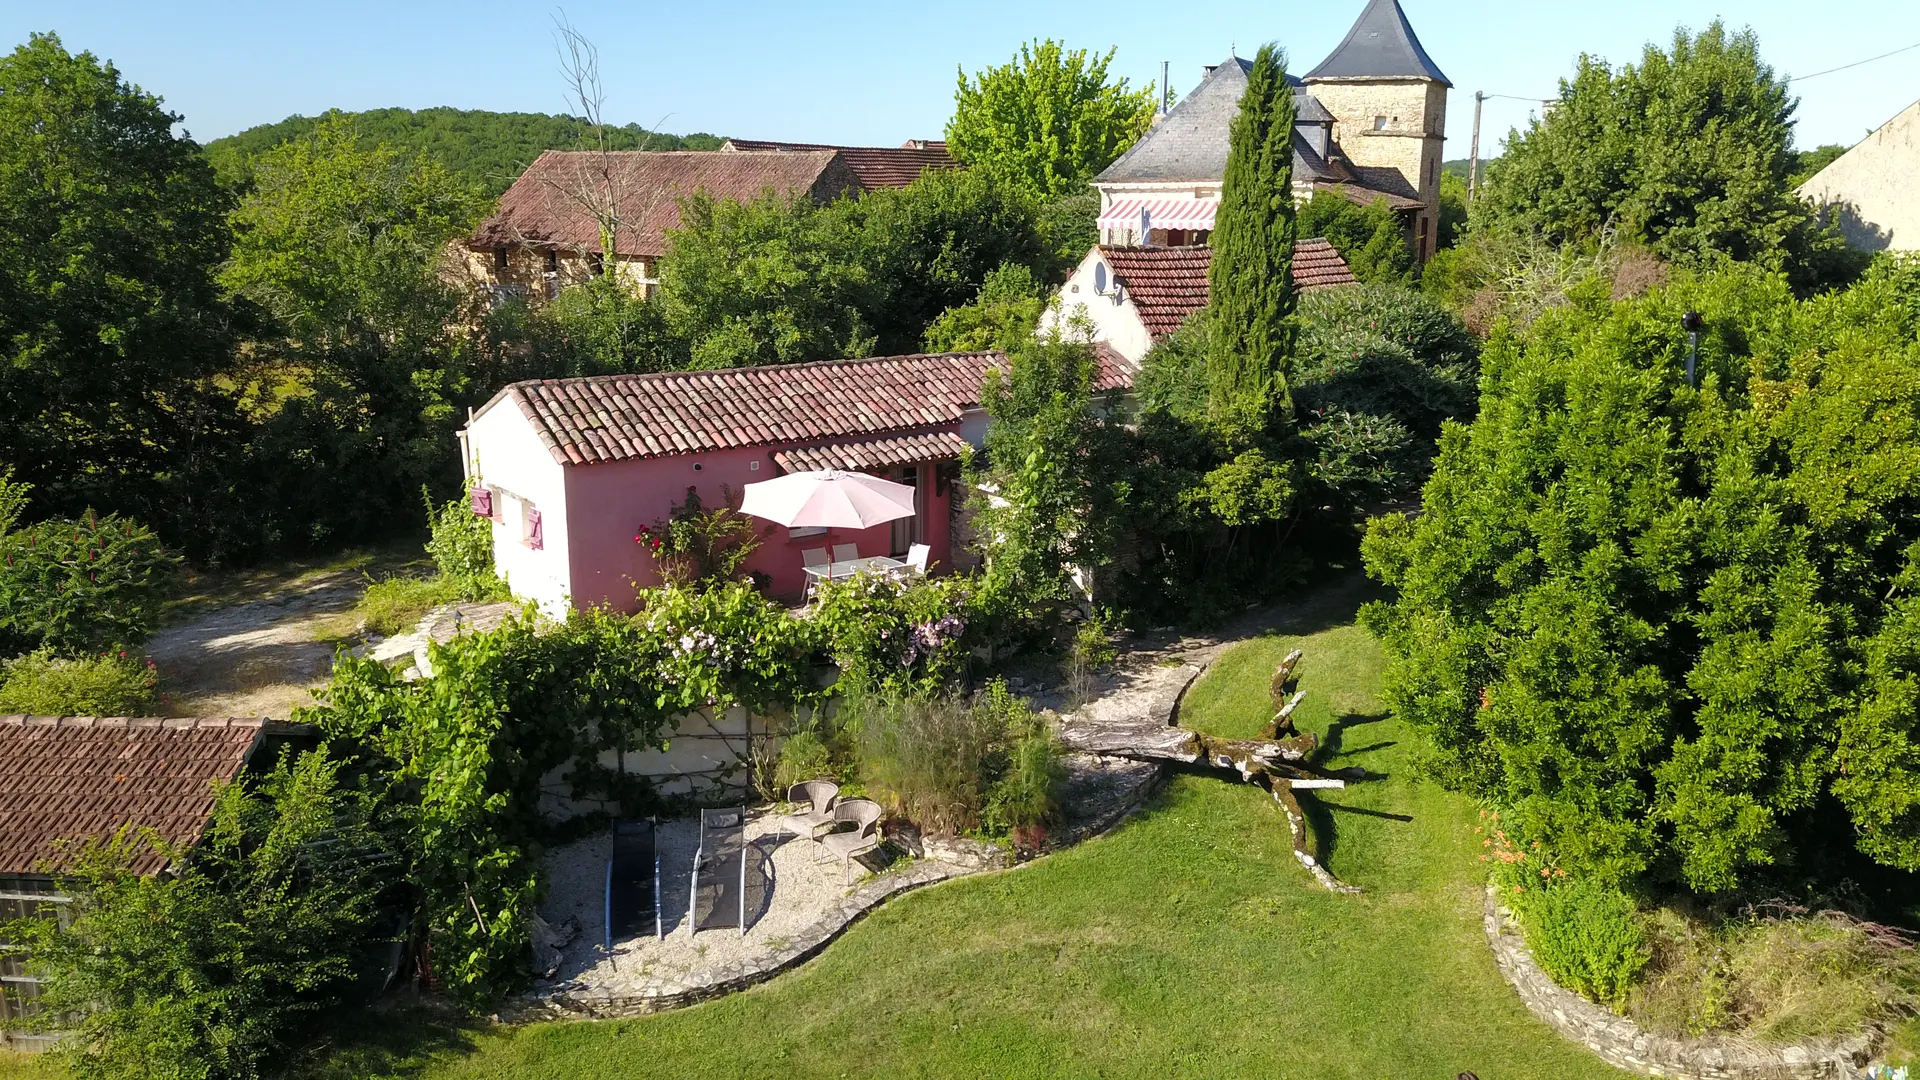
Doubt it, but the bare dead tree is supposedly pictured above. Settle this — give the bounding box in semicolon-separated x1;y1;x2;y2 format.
1056;648;1365;894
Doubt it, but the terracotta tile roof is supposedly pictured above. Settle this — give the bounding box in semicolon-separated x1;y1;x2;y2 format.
1097;239;1357;337
469;150;861;259
773;430;973;473
722;139;958;189
0;716;268;876
1292;238;1362;290
489;347;1140;468
1093;342;1143;389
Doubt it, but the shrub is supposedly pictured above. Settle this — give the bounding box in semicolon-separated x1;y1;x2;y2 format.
812;572;975;695
773;727;835;792
426;484;502;595
0;480;181;656
984;690;1067;842
848;688;1009;836
634;485;762;590
1513;877;1651;1008
1630;907;1920;1042
0;649;159;716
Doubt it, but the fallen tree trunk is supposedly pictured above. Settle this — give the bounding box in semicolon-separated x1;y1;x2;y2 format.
1056;649;1363;894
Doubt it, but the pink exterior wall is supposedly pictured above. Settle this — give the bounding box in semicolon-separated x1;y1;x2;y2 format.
561;435;958;612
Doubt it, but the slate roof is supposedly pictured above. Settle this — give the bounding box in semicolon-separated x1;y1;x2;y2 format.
1095;56;1410;211
1100;58;1336;184
721;139;958;189
774;431;973;473
488;348;1139;467
1099;238;1356;337
0;716;268;876
469;150;860;258
1305;0;1452;85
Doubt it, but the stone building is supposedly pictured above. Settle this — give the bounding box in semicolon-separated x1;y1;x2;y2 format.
464;141;957;305
1093;0;1449;262
1799;97;1920;253
463;150;861;304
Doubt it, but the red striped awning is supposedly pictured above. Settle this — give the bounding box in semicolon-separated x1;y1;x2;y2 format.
1096;198;1219;234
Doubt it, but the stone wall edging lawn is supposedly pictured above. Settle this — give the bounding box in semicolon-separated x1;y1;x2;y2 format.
1483;886;1879;1080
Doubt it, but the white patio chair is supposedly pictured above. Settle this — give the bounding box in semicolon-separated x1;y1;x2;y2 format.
802;548;831;600
902;543;931;577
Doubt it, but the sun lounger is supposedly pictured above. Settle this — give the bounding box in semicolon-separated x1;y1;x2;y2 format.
691;807;749;936
605;818;661;947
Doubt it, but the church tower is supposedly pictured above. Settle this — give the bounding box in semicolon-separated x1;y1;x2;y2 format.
1303;0;1450;261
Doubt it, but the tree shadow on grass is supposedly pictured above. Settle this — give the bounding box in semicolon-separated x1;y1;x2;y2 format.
1300;711;1406;873
289;1002;482;1080
1231;573;1393;643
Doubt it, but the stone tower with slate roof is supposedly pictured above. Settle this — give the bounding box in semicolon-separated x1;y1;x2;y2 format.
1091;0;1448;262
1303;0;1451;260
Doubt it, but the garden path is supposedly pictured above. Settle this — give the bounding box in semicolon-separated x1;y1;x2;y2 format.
144;570;366;719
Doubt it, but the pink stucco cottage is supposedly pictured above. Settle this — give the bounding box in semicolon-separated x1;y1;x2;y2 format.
458;350;1138;614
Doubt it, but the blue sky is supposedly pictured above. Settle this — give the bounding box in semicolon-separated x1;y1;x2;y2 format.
6;0;1917;158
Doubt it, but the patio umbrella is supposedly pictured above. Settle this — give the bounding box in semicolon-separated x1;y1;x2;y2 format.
737;469;917;530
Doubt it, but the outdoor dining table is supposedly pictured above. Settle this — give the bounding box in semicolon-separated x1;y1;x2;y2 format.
803;555;905;586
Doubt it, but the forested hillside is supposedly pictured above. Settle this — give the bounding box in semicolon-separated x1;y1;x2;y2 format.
205;106;723;195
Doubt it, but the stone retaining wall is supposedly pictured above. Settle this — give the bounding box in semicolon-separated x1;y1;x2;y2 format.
1483;887;1878;1079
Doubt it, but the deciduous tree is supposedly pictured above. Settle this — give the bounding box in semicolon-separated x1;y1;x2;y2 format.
946;40;1156;199
1476;22;1856;291
0;34;241;542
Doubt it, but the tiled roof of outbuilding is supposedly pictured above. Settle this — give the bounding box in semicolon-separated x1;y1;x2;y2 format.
721;139;958;189
488;347;1139;468
1097;238;1356;338
469;150;860;258
0;716;268;876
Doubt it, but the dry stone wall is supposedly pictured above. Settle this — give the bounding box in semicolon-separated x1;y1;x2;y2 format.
1483;887;1878;1079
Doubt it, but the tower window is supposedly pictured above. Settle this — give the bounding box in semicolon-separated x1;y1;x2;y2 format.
1373;115;1388;131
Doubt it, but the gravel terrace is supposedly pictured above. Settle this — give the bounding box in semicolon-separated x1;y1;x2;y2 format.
537;809;879;997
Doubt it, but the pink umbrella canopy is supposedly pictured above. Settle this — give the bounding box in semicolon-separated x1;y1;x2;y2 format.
737;469;917;530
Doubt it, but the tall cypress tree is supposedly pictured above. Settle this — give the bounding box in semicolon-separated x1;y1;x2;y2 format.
1207;44;1298;433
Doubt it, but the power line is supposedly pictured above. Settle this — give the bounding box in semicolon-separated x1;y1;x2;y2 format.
1790;41;1920;82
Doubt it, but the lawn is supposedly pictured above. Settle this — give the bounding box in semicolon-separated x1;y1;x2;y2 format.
1;577;1628;1080
304;577;1622;1080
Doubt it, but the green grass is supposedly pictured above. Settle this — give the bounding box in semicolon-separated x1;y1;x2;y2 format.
2;576;1632;1080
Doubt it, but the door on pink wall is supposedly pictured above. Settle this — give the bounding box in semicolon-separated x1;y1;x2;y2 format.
889;464;926;557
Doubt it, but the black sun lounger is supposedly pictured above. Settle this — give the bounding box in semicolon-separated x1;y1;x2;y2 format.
605;818;661;948
690;807;748;936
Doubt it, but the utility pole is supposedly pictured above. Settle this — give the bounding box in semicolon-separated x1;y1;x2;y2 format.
1468;90;1485;202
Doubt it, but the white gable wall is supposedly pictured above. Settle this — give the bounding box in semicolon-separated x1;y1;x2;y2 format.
1800;98;1920;253
463;399;572;618
1040;246;1154;363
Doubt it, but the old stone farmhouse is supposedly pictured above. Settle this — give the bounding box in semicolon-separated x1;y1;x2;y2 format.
464;141;954;303
1094;0;1450;262
1800;97;1920;253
